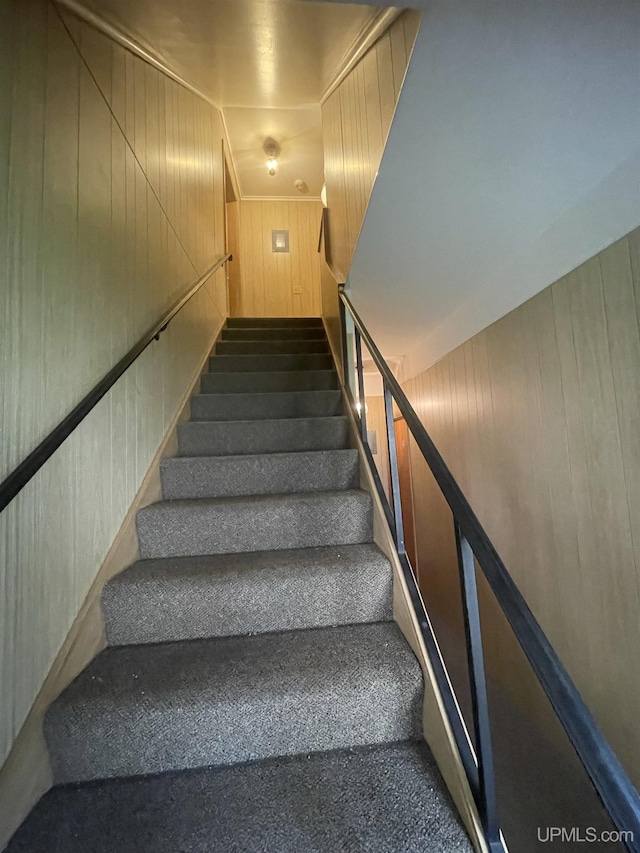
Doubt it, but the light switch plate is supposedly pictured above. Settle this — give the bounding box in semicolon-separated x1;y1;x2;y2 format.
272;230;289;252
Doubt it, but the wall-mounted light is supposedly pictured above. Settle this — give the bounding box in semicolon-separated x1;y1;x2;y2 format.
263;138;280;176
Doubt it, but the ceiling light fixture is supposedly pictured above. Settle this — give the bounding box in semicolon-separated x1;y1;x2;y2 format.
263;138;280;176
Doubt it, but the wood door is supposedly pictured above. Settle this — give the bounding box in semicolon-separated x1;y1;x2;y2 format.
394;417;418;571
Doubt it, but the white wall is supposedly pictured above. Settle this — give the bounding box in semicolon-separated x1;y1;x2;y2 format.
345;0;640;378
0;0;227;770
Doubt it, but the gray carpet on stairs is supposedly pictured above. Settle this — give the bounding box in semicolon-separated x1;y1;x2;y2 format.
201;368;338;393
7;316;473;851
190;388;343;421
160;448;359;499
102;544;393;645
45;623;423;783
6;742;473;853
221;325;327;340
136;489;373;558
177;414;349;455
216;338;330;354
226;316;323;327
209;352;334;372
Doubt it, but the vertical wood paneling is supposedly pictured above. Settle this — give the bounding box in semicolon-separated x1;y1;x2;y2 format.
235;200;322;318
321;11;420;281
0;0;226;770
402;229;640;786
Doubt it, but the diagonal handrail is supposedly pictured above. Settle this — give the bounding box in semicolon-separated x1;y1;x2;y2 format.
338;285;640;852
0;254;232;513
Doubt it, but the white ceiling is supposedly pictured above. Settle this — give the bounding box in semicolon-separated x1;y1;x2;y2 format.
69;0;385;198
224;107;325;198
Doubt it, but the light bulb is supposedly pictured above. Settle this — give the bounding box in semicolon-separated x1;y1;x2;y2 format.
266;157;278;175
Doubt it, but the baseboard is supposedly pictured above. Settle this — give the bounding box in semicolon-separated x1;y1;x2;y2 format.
0;323;223;851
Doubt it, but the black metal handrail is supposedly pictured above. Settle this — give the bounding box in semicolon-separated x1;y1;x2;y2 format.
338;285;640;853
0;253;232;513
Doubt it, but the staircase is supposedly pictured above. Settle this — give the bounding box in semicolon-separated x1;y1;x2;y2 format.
7;318;472;852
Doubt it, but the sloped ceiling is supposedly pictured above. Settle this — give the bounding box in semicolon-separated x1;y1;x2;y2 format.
66;0;385;198
345;0;640;377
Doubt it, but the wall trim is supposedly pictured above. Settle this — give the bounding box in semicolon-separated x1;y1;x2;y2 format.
54;0;217;107
320;7;403;105
241;195;323;203
0;321;224;851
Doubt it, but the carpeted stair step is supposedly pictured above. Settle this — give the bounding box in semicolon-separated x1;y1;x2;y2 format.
201;369;338;394
102;544;393;645
190;389;342;421
136;489;372;558
6;741;472;853
226;317;323;328
216;339;329;355
161;449;358;499
208;353;334;372
222;326;327;341
178;416;348;456
44;622;423;784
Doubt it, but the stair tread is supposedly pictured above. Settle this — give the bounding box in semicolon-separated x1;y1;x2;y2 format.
208;354;334;373
136;488;373;558
103;544;392;644
216;340;330;355
107;543;389;589
222;326;327;340
190;389;343;422
226;317;323;327
6;741;472;853
177;415;349;457
161;448;358;499
140;487;370;513
58;622;408;706
44;623;423;782
201;370;338;393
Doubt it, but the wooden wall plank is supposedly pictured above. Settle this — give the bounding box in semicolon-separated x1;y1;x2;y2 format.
235;200;322;318
0;0;227;777
321;12;419;282
402;228;640;786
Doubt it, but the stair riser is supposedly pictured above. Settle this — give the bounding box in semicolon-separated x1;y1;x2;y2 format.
226;317;322;328
222;327;326;341
190;390;343;421
136;492;373;558
209;354;334;372
200;370;338;394
102;548;393;645
161;450;359;499
178;417;348;456
216;340;329;355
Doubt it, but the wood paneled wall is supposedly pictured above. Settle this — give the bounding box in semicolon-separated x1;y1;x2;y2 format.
0;0;226;770
234;200;323;317
321;11;420;281
402;228;640;786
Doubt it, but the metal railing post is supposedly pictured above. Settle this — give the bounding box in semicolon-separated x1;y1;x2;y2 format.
339;293;349;388
454;520;501;851
354;327;368;443
384;382;405;555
